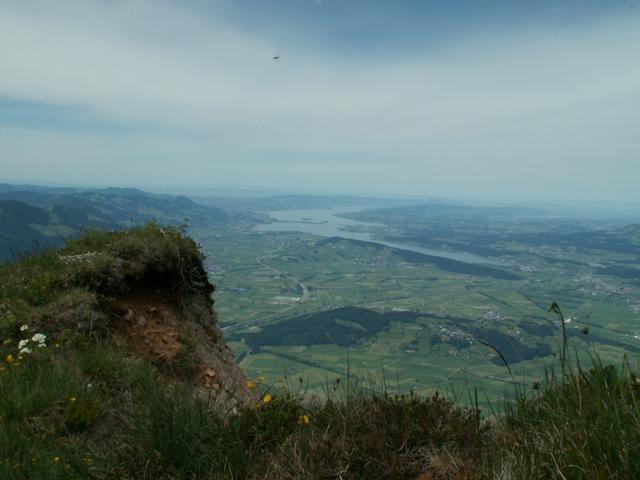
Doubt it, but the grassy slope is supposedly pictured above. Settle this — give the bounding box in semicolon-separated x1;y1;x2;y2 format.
1;226;639;479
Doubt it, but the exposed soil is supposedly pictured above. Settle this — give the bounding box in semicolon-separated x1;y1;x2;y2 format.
109;286;257;408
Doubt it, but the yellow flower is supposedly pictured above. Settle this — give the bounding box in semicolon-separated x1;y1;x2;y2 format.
256;375;265;383
297;414;310;425
6;354;14;364
54;343;60;348
262;393;273;404
53;457;60;463
69;397;76;403
246;381;255;389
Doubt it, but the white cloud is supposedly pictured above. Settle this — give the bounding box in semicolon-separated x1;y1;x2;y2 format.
0;0;638;199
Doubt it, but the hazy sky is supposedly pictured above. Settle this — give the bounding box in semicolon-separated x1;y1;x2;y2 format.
1;0;639;200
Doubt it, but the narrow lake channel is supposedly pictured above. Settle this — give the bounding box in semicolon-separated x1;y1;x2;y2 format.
254;207;498;265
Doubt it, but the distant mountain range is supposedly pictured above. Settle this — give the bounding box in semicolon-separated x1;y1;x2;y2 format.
0;183;235;261
192;193;414;212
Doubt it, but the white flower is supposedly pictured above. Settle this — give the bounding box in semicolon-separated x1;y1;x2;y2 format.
38;343;46;348
19;325;29;332
31;333;46;344
19;347;32;354
18;339;30;349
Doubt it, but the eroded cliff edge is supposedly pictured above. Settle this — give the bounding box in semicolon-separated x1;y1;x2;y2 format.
2;223;255;408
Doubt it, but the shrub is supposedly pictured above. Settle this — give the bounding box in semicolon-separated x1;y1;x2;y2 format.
63;393;103;433
68;223;207;295
248;391;486;479
487;359;640;479
115;376;237;479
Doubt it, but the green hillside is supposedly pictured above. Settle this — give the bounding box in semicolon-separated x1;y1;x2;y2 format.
0;185;236;261
0;200;64;261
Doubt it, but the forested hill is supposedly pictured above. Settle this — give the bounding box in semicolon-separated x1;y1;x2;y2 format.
0;184;236;261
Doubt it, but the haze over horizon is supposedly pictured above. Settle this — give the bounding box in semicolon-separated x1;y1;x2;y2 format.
1;0;639;201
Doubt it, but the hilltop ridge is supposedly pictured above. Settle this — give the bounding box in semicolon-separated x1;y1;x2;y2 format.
0;183;239;261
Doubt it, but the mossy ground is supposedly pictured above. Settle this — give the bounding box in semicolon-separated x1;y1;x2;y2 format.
1;225;638;479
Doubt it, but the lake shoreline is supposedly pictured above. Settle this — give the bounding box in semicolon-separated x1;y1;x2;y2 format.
254;207;500;265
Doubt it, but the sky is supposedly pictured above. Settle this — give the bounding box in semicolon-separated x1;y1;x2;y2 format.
0;0;639;201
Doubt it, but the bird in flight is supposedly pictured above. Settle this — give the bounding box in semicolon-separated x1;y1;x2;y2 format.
272;53;281;62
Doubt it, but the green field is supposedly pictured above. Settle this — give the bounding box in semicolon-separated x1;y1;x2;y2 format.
192;203;640;404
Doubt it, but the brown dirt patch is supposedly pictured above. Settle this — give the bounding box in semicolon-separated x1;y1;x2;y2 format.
107;287;257;407
110;291;184;364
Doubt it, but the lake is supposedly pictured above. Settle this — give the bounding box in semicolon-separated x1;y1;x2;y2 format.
254;207;498;265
